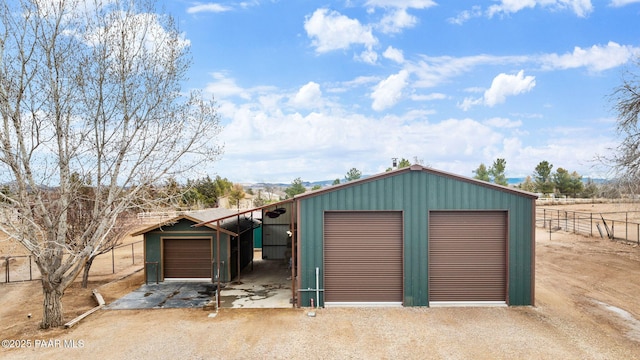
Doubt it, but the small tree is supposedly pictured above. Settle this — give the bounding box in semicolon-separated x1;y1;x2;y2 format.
473;164;490;182
581;178;599;198
518;176;537;193
228;184;246;208
533;161;554;195
332;178;341;185
569;171;584;197
285;178;306;198
553;168;572;196
345;168;362;182
489;158;508;186
183;175;232;208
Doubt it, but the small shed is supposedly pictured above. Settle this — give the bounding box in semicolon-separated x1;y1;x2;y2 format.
134;209;259;283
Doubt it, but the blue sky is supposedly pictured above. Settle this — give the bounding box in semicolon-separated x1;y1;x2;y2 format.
158;0;640;184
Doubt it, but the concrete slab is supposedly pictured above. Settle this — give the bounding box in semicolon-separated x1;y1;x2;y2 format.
106;282;216;310
219;258;293;309
106;256;293;310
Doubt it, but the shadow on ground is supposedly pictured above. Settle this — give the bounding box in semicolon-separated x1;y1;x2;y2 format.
105;257;293;310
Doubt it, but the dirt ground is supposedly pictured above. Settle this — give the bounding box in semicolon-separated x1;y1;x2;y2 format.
1;204;640;359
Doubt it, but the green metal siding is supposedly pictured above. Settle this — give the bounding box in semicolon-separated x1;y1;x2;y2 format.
298;169;535;307
143;219;230;282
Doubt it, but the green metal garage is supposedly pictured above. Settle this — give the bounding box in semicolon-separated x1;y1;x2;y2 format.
295;164;536;307
193;164;537;308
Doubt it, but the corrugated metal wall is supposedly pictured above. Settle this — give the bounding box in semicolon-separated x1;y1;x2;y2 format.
262;202;293;260
298;168;534;307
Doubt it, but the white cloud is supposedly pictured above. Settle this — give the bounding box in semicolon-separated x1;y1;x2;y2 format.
365;0;437;9
383;46;405;63
356;49;379;64
411;92;447;101
207;77;613;182
484;117;523;128
448;6;483;25
378;8;418;33
487;0;593;17
458;97;483;111
204;72;252;99
484;70;536;106
406;43;635;93
409;54;527;88
290;82;323;109
487;0;537;16
460;70;536;110
371;70;410;111
186;3;232;14
540;42;639;72
304;8;377;53
340;76;381;89
610;0;640;6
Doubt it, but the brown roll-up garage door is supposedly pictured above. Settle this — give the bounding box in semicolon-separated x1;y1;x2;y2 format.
429;211;507;303
324;211;403;304
163;238;212;279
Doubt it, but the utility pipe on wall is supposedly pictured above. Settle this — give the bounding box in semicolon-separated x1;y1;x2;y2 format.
316;267;320;308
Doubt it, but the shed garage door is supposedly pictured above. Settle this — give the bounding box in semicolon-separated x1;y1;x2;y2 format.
324;211;403;304
429;211;507;303
163;238;212;279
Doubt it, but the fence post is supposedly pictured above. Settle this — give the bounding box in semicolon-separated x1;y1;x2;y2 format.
4;257;8;283
611;220;615;239
29;255;32;281
626;213;628;242
131;243;135;265
112;247;115;274
590;213;593;237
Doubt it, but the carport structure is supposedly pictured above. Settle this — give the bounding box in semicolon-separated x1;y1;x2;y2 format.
197;164;537;308
135;209;258;284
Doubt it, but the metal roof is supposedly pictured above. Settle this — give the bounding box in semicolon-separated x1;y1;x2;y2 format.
132;208;259;237
294;164;538;200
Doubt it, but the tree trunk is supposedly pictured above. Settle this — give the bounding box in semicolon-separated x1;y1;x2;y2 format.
41;284;65;329
81;257;95;289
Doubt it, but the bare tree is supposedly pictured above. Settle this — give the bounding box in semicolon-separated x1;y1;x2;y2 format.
0;0;222;328
610;60;640;187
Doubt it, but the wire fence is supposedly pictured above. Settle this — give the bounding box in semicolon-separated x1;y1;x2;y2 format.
536;207;640;245
1;240;144;284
